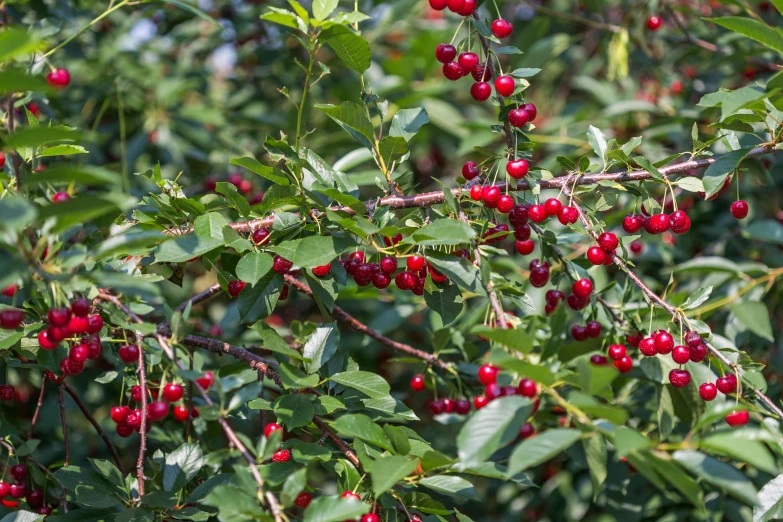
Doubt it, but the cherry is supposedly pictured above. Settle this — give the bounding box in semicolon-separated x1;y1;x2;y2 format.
111;405;130;423
68;315;89;334
639;337;658;356
9;483;26;499
506;159;529;179
37;507;52;516
731;200;749;219
163;383;184;402
9;464;27;482
472;63;491;81
52;191;70;203
87;314;103;334
614;355;633;373
429;0;448;10
477;364;499;385
0;482;9;498
294;492;312;509
528;204;547;223
312;263;331;278
126;410;142;429
494;76;515;97
48;307;71;327
716;374;738;394
566;294;589;310
371;272;391;289
446;0;465;13
473;395;488;409
435;43;456;63
586;246;606;265
458;0;476;15
545;290;564;305
71;298;91;318
508;108;529;127
521;103;537;121
669;210;691;234
118;344;140;364
644;214;670;234
544;198;562;216
590;355;608;365
196;371;214;390
379;257;397;275
1;284;17;297
272;449;291;463
172;405;190;422
630;241;643;254
0;153;5;169
515;240;534;255
608;344;627;360
458;52;479;72
69;344;89;363
46;68;71;88
454;399;471;415
623;214;644;233
491;19;514;38
509;204;529;227
685;331;702;348
654;330;674;354
514;225;531;241
443;62;464;81
130;385;144;402
148;401;169;421
85;338;103;360
227;280;246;297
395;271;418;290
341;491;361;501
0;386;13;401
647;15;663;31
462;161;480;180
699;382;718;401
429;399;446;415
252;228;270;245
725;410;749;428
557;206;579;225
669;369;691;388
572;279;593;299
273;256;293;274
469;185;483;201
517;378;537;397
383;233;403;246
571;325;588;341
529;265;550;288
0;309;24;329
264;423;283;438
410;374;426;392
482;185;501;207
407;256;426;272
689;342;707;362
597;232;619;251
497;195;515;213
585;321;602;338
671;345;690;364
48;325;68;343
26;489;43;508
484;383;502;400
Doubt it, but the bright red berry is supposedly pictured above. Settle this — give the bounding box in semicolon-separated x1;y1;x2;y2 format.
528;204;547;223
228;280;246;297
163;383;184;402
478;364;499;385
494;76;515;97
0;309;24;330
69;344;89;363
699;383;718;401
435;44;456;63
726;410;749;427
273;256;293;274
716;374;738;394
482;185;501;206
497;195;515;213
48;307;71;327
654;331;674;354
614;356;633;373
312;263;331;277
379;257;397;274
469;185;483;201
608;344;627;360
429;0;448;10
458;52;479;71
506;159;528;179
623;214;644;233
586;246;606;265
446;0;465;13
148;401;169;421
473;395;488;409
508;108;529;127
272;449;291;463
395;271;418;290
443;62;464;81
647;15;663;31
585;321;602;338
196;371;214;390
644;214;670;234
252;228;270;245
71;298;91;318
264;423;283;438
572;279;593;299
517;378;537;397
462;161;480;180
529;265;549;288
470;82;491;101
515;239;534;255
597;232;618;251
521;103;537;121
544;198;562;216
491;19;514;38
295;492;312;508
341;491;360;500
591;355;608;365
87;314;103;334
557;206;579;225
9;464;27;482
46;68;70;88
689;342;707;362
118;344;140;364
410;374;426;392
669;210;691;234
731;200;749;219
407;255;426;272
639;337;657;356
571;325;588;341
173;405;189;422
671;345;690;364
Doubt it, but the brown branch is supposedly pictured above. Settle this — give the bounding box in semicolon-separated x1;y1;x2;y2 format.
135;332;148;498
312;416;362;470
61;382;125;474
284;275;452;370
27;378;46;440
180;334;284;387
58;385;69;466
159;283;222;332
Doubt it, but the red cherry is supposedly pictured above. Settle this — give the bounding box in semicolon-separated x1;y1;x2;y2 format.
264;423;283;438
69;344;88;363
529;265;549;288
227;280;246;297
644;214;670;234
196;371;214;390
608;344;627;360
429;399;446;415
118;344;140;364
87;314;103;334
521;103;537;121
597;232;618;251
435;43;457;63
509;204;529;227
585;320;602;338
410;374;426;392
491;19;514;38
572;279;593;299
446;0;465;13
379;257;397;274
0;309;24;330
566;294;589;310
52;191;70;203
614;356;633;373
471;63;491;81
571;325;588;341
630;241;644;254
731;200;749;219
458;52;479;71
454;399;470;415
371;272;391;289
458;0;476;15
429;0;448;10
506;159;529;179
586;247;606;265
48;307;71;327
9;464;26;482
689;342;707;362
273;256;293;274
9;483;26;499
484;383;502;400
407;255;426;272
513;224;531;241
443;62;464;81
294;492;312;508
557;206;579;225
71;298;91;318
544;198;562;216
148;401;169;421
591;355;608;365
514;240;534;255
669;210;691;234
163;383;184;402
671;345;690;364
654;331;674;354
623;214;644;233
173;405;189;422
312;263;331;278
497;195;515;213
685;331;702;348
68;315;89;334
699;383;718;401
130;385;143;402
716;374;738;394
252;228;270;245
669;369;691;388
383;233;402;247
116;422;134;437
26;489;43;507
508;108;529;127
462;161;480;180
478;364;499;385
647;15;663;31
469;185;484;201
1;284;17;297
726;410;749;427
37;507;52;516
517;378;537;397
639;337;658;356
494;76;515;97
341;490;361;500
111;405;130;424
272;449;291;463
482;185;501;207
395;271;418;290
528;204;547;223
545;290;565;305
473;395;488;409
46;68;70;88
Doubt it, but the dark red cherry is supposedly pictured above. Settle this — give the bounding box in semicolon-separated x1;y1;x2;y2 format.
435;43;457;63
508;204;529;227
669;369;691;388
462;161;480;180
508;108;529;127
443;62;464;81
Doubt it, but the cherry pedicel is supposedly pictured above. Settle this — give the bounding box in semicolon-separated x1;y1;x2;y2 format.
731;200;749;219
491;19;514;38
725;410;749;428
699;382;718;401
494;76;515;97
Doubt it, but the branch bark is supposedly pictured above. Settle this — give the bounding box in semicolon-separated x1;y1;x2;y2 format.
135;332;148;498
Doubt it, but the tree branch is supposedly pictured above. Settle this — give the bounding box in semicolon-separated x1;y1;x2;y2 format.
135;332;148;498
58;385;69;466
27;378;46;440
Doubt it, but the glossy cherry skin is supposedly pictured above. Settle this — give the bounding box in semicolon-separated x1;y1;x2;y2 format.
429;0;448;10
227;280;246;297
508;108;529;127
669;369;691;388
0;309;24;330
590;355;608;365
196;371;214;390
491;19;514;38
572;279;593;299
87;314;103;334
509;204;529;227
435;43;456;63
264;423;283;438
407;255;426;272
71;298;91;317
272;449;291;463
623;214;644;233
699;382;718;401
586;247;606;265
478;364;499;386
443;62;464;81
689;342;707;362
521;103;537;121
654;330;674;354
726;410;750;427
671;345;690;364
497;195;515;214
585;320;602;338
544;198;562;216
162;383;184;402
644;214;670;234
252;228;270;245
69;344;89;363
639;337;658;356
567;294;589;310
669;210;691;234
519;422;535;439
472;63;491;81
597;232;619;251
294;492;312;509
515;240;534;255
458;52;479;71
514;224;531;241
46;68;71;88
118;344;140;364
273;256;293;274
731;200;749;219
716;374;738;394
614;356;633;373
482;185;501;206
469;185;483;201
506;159;529;179
410;374;426;391
608;344;626;360
446;0;465;13
571;325;588;341
528;204;547;223
173;405;189;422
517;378;537;397
557;206;579;225
529;266;549;288
494;76;515;97
473;395;488;409
111;406;130;424
9;464;27;482
462;161;480;180
148;401;169;421
647;15;663;31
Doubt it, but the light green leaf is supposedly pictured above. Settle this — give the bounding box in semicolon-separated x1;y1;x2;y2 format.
331;371;391;398
313;0;339;20
270;235;356;269
419;475;478;500
378;135;408;165
389;108;429;142
587;125;608;168
323;25;372;73
369;456;418;495
507;429;581;476
755;473;783;522
236;252;274;286
733;302;774;341
302;322;340;373
457;396;531;467
332;414;393;451
230;156;290;186
404;218;476;247
707;17;783;54
164;443;205;491
303;496;370;522
673;449;758;506
744;220;783;245
315;101;375;148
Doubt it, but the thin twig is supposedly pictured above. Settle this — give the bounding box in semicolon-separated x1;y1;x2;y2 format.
27;378;46;440
135;332;148;498
58;385;69;466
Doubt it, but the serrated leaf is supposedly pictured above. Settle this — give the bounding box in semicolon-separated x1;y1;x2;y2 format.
274;394;314;429
457;396;531;467
507;429;581;476
315;101;375;148
302;322;339;373
230;156;290;186
330;371;391;398
236;252;274;286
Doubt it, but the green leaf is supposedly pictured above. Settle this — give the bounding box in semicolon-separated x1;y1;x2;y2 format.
426;252;486;296
251;322;304;359
236;252;274;286
164;443;205;491
323;25;372;73
303;496;370;522
156;213;227;263
634;156;663;180
719;85;770;120
274;394;314;429
215;182;251;219
332;414;393;451
37;194;127;233
613;426;653;457
237;272;284;323
424;279;463;326
0;197;36;232
369;456;418;495
361;396;418;421
587;125;608;168
3;125;77;149
744;219;783;245
260;7;305;31
389;108;429;142
315;102;375;148
313;0;339;20
734;302;774;341
682;286;713;310
457;396;532;467
673;449;758;506
701;430;777;474
582;433;607;499
507;429;582;476
703;148;750;199
470;326;532;354
302;322;340;373
278;362;320;389
575;358;618;395
755;473;783;522
0;69;50;94
230;156;290;186
378;135;408;165
280;468;308;507
0;29;38;62
164;0;223;28
331;371;391;399
707;17;783;54
270;236;355;269
647;455;705;510
403;218;476;247
674;176;705;193
419;475;478;500
39;144;89;157
510;68;541;77
114;508;155;522
0;512;44;522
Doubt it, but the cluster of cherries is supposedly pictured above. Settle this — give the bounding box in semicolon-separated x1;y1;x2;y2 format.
110;373;212;437
0;464;55;515
570;320;602;341
227;249;294;300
